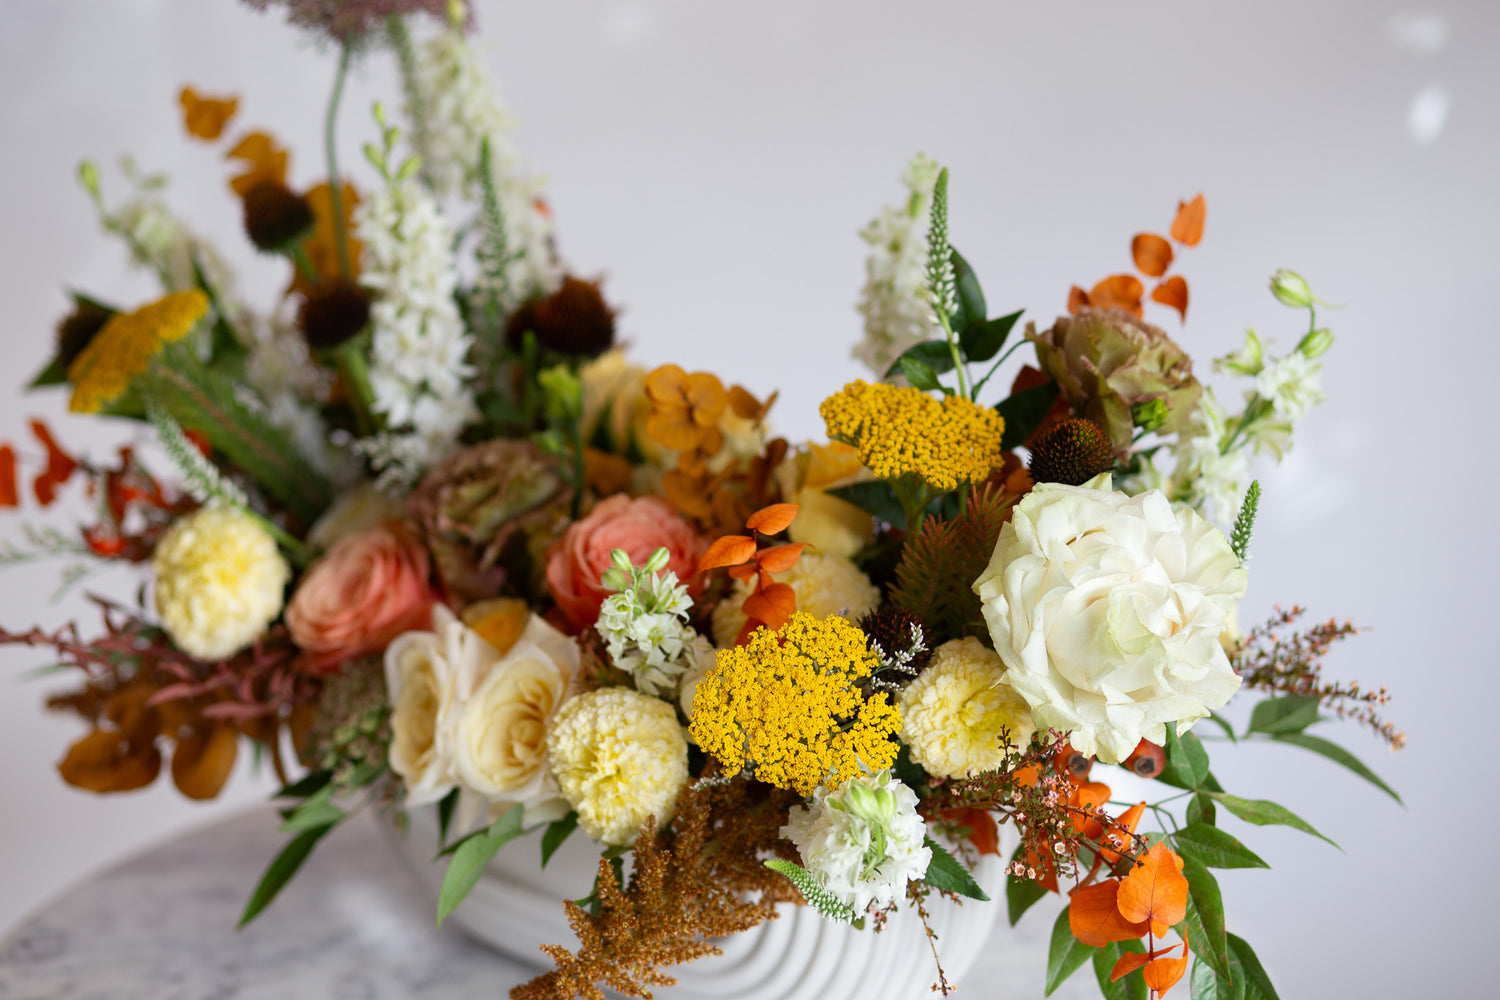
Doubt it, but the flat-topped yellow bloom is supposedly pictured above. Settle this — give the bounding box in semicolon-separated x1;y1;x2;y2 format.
689;612;899;795
67;290;208;414
819;380;1005;491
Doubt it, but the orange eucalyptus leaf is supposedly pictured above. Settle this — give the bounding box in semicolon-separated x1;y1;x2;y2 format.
727;562;759;582
171;725;239;801
756;542;806;574
1068;880;1151;948
30;419;78;507
1143;937;1191;997
1131;233;1174;277
1099;801;1147;864
1169;194;1206;246
1067;285;1090;314
1117;842;1189;937
697;535;757;573
1110;949;1152;983
742;581;796;630
1151;276;1189;321
0;444;18;507
58;729;161;793
1089;275;1144;317
746;502;799;535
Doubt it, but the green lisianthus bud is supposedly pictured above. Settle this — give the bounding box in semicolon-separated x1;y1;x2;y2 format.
1296;328;1335;359
538;364;583;422
1131;398;1170;433
1269;270;1315;309
77;160;101;199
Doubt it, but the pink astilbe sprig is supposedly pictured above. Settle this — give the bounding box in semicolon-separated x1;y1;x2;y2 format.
241;0;457;44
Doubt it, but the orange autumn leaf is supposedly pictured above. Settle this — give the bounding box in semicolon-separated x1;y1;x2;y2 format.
756;542;806;574
1151;276;1189;321
742;581;796;630
1089;275;1145;317
170;725;239;801
57;729;161;794
1067;284;1090;314
30;419;78;507
1068;880;1151;948
746;502;799;535
178;86;239;141
1072;779;1113;837
942;807;1001;857
727;384;772;421
1099;801;1146;865
1110;948;1152;983
1131;233;1175;278
1144;937;1191;997
727;562;759;582
1117;842;1189;938
698;535;757;573
0;444;18;507
1169;194;1206;247
226;131;288;197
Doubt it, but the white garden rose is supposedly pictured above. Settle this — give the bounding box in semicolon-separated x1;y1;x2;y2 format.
972;475;1247;763
385;610;462;806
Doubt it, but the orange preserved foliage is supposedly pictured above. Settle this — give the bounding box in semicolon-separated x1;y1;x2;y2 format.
1169;194;1206;246
179;86;239;141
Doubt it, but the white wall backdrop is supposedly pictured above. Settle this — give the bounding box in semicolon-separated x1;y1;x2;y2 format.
1;0;1495;996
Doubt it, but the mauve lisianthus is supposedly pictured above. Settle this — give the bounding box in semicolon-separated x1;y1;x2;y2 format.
287;523;433;672
545;494;705;630
973;475;1246;763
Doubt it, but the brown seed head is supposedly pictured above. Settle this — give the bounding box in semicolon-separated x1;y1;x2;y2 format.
1028;417;1116;486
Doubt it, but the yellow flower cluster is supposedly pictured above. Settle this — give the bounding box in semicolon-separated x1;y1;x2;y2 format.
689;612;899;795
68;290;208;414
819;380;1006;491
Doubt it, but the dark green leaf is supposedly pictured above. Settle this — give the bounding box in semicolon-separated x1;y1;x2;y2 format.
1228;934;1280;1000
1271;733;1403;805
951;249;986;337
891;742;927;795
1182;858;1230;981
1173;823;1270;870
922;837;989;900
961;309;1023;363
1161;728;1210;790
1006;844;1049;926
436;804;526;926
826;481;907;529
883;340;956;380
1203;712;1237;742
996;380;1061;451
1046;905;1093;995
1186;793;1216;827
1246;695;1321;736
1210;793;1339;849
900;356;944;393
1189;957;1228;1000
541;812;579;868
239;821;337;927
28;356;69;389
1093;939;1148;1000
274;771;332;799
437;788;460;848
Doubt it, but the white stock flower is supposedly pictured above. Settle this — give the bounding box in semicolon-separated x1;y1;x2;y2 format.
852;153;941;378
595;548;707;697
1255;351;1326;426
781;771;931;913
973;476;1248;764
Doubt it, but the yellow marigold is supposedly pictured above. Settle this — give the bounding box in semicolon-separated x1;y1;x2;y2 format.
898;636;1034;779
67;290;208;414
690;612;899;795
819;380;1005;491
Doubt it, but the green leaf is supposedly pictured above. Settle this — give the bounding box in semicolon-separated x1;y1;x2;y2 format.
1161;729;1211;789
1181;858;1230;981
922;837;989;900
764;859;857;923
1173;823;1270;870
239;821;338;927
900;356;944;393
1246;695;1321;736
1093;939;1148;1000
1228;934;1281;1000
1209;793;1339;849
996;381;1060;451
883;339;956;380
1271;733;1403;805
28;356;70;389
1006;844;1048;926
436;788;460;848
826;481;907;529
961;309;1023;363
274;771;332;799
951;248;986;337
1190;957;1229;1000
436;804;526;926
1046;906;1093;995
279;787;344;834
1202;712;1237;742
1186;793;1216;827
540;811;579;868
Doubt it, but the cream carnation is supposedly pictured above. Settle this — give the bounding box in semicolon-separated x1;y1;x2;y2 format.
547;687;688;845
899;637;1034;778
711;551;880;647
973;476;1247;763
151;505;290;661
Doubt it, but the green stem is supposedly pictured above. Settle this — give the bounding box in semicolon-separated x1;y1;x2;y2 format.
325;44;353;279
245;509;315;568
971;339;1028;398
289;245;319;286
334;341;378;436
936;310;970;400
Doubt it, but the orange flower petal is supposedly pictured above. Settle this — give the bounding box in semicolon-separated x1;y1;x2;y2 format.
179;86;239;141
1068;880;1151;948
1151;276;1189;321
1131;233;1175;278
289;181;362;296
226;131;288;197
646;410;704;452
746;503;799;535
1117;842;1189;938
941;807;1001;856
697;535;757;573
1169;194;1206;247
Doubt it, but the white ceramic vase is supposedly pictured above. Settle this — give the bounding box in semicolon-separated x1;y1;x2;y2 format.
392;808;1009;999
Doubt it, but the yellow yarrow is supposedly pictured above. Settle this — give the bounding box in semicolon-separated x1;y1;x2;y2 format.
819;380;1005;491
689;612;899;795
67;290;208;414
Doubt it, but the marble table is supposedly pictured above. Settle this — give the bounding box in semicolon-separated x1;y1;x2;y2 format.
0;808;1093;999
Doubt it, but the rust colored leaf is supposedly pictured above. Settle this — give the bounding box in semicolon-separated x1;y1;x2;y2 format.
746;503;799;535
1169;194;1206;247
1143;938;1191;997
1131;233;1175;278
0;444;17;507
178;86;239;141
698;535;757;573
1089;275;1145;317
1117;842;1189;938
726;562;759;582
1067;285;1090;314
742;582;796;630
30;419;78;507
1068;880;1151;948
171;725;239;800
1110;949;1152;982
58;729;161;793
1099;801;1146;865
728;384;772;421
1071;779;1113;837
755;543;806;574
942;807;1001;856
1151;277;1189;321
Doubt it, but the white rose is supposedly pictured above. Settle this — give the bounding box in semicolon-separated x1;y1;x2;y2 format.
385;609;461;806
972;475;1247;763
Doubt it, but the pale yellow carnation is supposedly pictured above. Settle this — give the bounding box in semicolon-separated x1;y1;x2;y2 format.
547;687;688;845
898;637;1034;779
152;505;290;661
710;551;880;647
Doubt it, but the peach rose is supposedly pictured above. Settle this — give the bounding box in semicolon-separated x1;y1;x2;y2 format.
546;495;706;629
286;524;434;672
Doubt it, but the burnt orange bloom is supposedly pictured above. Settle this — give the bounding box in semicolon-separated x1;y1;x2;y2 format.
30;419;78;507
289;181;362;295
226;131;289;198
179;86;239;140
645;365;727;453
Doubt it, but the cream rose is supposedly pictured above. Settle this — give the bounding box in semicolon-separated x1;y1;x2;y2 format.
972;475;1247;763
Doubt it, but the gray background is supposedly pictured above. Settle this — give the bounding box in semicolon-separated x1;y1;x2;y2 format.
1;1;1494;996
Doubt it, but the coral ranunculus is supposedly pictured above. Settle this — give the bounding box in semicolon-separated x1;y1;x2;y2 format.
286;523;434;672
545;495;706;630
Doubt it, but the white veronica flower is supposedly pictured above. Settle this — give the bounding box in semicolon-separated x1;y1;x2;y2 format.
852;153;942;378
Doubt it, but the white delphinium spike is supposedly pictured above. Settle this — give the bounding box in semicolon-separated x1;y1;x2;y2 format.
852;153;942;378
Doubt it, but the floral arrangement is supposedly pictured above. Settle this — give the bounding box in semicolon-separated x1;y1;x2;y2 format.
1;3;1403;998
